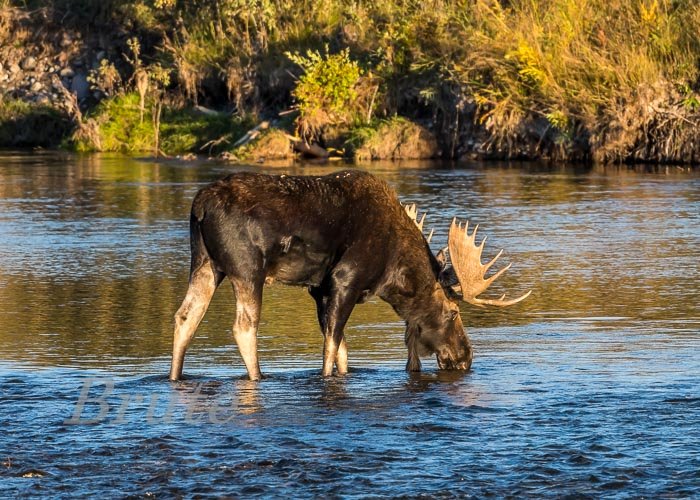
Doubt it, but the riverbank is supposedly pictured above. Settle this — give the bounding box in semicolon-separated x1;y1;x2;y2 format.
1;1;699;163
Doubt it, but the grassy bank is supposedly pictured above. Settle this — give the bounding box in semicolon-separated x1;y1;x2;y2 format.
68;93;253;155
2;0;700;163
0;99;71;147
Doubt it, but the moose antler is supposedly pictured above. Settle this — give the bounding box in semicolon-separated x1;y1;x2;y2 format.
447;219;531;307
404;203;434;243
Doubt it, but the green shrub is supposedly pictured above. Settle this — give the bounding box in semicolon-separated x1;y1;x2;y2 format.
72;93;154;153
287;47;362;139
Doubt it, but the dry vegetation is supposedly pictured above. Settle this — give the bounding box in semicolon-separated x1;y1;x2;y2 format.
1;0;699;162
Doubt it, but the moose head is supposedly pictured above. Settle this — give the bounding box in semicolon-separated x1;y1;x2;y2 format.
403;204;531;372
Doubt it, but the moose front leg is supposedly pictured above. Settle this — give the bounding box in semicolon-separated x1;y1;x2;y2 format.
321;287;360;377
336;337;348;375
311;285;351;376
231;279;263;381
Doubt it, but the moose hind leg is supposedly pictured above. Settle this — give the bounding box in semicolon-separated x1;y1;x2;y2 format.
232;280;263;381
170;265;222;381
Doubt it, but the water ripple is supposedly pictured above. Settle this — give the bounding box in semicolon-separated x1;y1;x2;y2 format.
0;156;698;496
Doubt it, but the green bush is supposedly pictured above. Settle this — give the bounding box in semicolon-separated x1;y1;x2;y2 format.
73;93;154;153
287;47;362;139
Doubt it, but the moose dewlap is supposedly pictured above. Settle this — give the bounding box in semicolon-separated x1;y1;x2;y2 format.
169;170;530;381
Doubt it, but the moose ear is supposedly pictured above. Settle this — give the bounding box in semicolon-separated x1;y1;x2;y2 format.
438;265;459;289
435;246;448;270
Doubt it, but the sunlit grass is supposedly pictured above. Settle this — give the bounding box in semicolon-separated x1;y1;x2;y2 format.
7;0;700;160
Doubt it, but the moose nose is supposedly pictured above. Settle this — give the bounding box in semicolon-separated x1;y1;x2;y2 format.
455;360;470;370
461;347;473;371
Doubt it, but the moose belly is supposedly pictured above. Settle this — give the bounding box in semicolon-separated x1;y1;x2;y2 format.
266;245;331;287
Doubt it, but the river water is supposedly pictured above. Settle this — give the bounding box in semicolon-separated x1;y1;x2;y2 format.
0;153;698;497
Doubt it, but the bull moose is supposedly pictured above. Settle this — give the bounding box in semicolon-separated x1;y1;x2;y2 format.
169;170;530;381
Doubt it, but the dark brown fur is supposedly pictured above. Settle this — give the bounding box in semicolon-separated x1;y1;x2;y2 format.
170;170;472;380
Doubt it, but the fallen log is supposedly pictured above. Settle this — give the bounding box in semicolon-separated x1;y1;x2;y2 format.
232;121;270;148
284;134;330;158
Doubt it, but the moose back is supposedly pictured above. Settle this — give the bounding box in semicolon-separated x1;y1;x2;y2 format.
169;170;530;380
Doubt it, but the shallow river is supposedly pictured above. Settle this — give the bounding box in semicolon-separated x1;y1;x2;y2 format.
0;153;698;497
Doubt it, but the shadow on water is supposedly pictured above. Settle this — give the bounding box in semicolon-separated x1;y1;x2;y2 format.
0;153;698;496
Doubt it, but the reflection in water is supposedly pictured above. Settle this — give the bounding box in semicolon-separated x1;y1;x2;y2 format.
0;153;698;496
0;154;697;372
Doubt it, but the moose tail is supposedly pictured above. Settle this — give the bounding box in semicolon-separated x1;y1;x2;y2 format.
188;192;214;279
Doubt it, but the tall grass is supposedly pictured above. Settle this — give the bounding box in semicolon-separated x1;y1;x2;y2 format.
445;0;700;157
141;0;700;158
7;0;700;160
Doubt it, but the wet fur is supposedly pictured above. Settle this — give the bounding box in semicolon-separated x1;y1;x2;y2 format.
170;170;472;380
